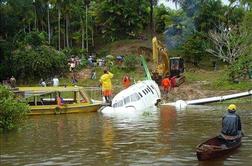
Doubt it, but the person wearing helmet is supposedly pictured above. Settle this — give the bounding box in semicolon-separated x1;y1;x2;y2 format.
220;104;242;141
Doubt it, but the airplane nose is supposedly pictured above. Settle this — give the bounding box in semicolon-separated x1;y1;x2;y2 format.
100;106;115;114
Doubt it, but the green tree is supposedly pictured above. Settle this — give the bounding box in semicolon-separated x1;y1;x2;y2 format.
227;54;252;81
0;85;29;131
194;0;225;33
12;44;67;81
0;40;12;80
154;4;174;33
124;55;140;71
181;32;207;66
91;0;149;41
149;0;158;36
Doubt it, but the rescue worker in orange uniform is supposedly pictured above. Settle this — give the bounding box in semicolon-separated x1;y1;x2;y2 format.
122;74;131;89
161;76;171;97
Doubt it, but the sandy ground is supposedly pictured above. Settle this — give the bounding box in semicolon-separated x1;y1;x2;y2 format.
162;82;240;102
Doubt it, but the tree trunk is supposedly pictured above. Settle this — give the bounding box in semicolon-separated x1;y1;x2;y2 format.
58;6;61;50
81;17;84;50
47;4;51;45
85;5;89;53
28;23;31;32
91;24;94;47
149;0;153;38
66;13;69;48
63;24;66;48
34;5;37;31
137;0;141;15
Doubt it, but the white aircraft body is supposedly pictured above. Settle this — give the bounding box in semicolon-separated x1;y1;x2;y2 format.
100;80;161;115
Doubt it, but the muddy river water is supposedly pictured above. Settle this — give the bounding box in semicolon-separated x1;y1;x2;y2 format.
1;103;251;166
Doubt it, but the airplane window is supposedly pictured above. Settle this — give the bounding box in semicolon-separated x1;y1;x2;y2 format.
118;100;124;107
124;96;130;104
142;90;146;95
147;85;154;94
138;93;143;98
112;103;117;108
113;100;124;108
130;93;140;102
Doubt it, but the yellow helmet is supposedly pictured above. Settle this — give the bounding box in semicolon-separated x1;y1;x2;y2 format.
228;104;237;111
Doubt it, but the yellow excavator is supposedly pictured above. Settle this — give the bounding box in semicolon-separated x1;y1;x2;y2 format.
152;36;185;86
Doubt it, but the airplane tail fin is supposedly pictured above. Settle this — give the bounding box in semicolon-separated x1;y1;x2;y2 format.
140;55;152;80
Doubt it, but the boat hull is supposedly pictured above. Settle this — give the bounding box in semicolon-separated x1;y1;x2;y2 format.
28;103;101;115
196;136;241;161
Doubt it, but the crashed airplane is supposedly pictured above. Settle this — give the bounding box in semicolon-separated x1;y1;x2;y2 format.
100;55;161;115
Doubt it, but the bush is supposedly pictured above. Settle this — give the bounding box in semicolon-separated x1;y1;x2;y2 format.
0;85;29;131
12;45;67;80
62;47;86;59
123;55;140;71
24;31;47;47
228;55;252;81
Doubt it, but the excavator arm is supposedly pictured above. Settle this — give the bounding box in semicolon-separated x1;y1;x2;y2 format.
152;37;169;77
152;36;185;86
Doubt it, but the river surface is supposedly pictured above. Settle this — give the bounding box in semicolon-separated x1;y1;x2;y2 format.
1;103;251;166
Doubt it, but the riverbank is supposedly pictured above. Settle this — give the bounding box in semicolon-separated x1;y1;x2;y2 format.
16;38;251;102
65;65;251;103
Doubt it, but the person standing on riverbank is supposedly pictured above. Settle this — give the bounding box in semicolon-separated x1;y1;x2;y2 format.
52;76;59;86
91;69;96;80
39;78;47;87
9;76;16;88
122;74;131;89
161;76;171;98
100;69;113;104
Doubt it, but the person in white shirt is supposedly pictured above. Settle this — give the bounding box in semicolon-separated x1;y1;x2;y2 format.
52;76;59;86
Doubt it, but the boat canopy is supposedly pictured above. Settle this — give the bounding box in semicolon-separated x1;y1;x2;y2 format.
17;86;85;98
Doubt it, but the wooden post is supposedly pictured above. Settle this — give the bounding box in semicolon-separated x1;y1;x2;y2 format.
34;96;37;106
76;91;80;103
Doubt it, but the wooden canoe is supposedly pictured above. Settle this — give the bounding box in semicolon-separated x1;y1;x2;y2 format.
196;136;241;161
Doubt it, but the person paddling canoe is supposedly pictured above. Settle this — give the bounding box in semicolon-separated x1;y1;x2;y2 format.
220;104;243;141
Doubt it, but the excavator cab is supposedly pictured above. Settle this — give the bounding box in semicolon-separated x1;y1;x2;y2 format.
151;36;185;86
170;57;184;77
170;57;185;86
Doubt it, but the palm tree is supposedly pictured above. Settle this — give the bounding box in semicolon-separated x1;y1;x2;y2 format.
149;0;158;37
47;1;52;45
33;0;37;31
62;0;71;48
56;0;62;50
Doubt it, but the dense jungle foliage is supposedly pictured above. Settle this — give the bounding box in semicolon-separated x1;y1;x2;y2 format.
0;0;251;82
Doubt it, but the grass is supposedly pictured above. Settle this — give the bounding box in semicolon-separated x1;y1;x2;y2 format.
185;68;251;91
184;69;224;83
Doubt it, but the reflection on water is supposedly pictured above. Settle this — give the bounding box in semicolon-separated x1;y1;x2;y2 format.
0;103;251;165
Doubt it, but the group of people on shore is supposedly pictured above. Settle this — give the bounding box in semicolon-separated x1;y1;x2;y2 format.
68;56;81;72
2;76;16;88
39;76;59;87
